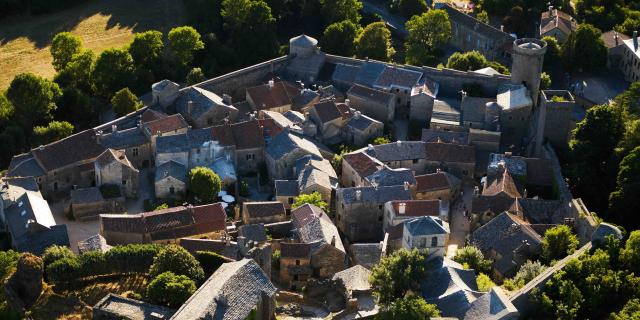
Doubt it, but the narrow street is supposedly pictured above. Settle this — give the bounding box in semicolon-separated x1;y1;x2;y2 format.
447;183;474;257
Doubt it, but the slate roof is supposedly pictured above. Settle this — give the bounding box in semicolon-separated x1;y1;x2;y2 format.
470;212;543;276
349;243;382;269
390;200;441;217
100;127;149;150
13;224;70;256
31;129;106;172
366;141;426;162
238;224;267;243
346;112;381;131
337;185;411;204
5;191;56;241
404;216;449;236
291;204;332;230
462;287;519;320
332;63;360;85
298;167;332;191
6;155;45;178
265;131;322;160
439;3;513;41
540;8;577;36
280;242;312;259
244;201;286;218
143;114;188;136
310;101;344;123
510;198;562;224
415;172;460;193
342;152;383;178
471;193;517;215
424;142;475;163
366;167;416;187
283;110;305;124
601;30;630;49
274;180;300;197
374;65;423;89
246;81;300;110
171;259;277;320
156;134;190;154
292;89;319;110
347;84;394;106
354;61;386;86
94;293;176;320
295;155;338;181
155;160;188;183
482;168;522;198
95;149;135;169
78;234;112;254
70;187;105;204
461;97;494;124
332;265;371;293
296;215;345;253
176;87;236;119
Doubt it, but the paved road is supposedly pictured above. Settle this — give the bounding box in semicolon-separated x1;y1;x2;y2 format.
362;1;408;38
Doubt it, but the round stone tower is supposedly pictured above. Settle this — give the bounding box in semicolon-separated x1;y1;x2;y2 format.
511;38;547;107
289;34;319;58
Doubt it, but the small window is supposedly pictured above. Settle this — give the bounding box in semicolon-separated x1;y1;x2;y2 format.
295;260;300;265
197;148;201;154
378;205;382;210
122;180;127;185
170;186;175;194
132;148;139;156
431;237;438;247
413;159;418;164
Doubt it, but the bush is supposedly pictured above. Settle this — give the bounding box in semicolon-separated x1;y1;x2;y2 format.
104;244;162;274
146;272;196;308
111;88;142;117
149;245;205;283
453;246;492;274
0;250;20;280
542;225;579;264
272;249;281;271
194;251;230;276
42;245;74;270
46;256;81;286
476;273;495;292
79;251;107;277
503;260;546;291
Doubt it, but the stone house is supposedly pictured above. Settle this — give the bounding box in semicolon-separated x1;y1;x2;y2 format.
305;101;351;143
335;185;412;242
349;243;383;269
291;204;346;279
260;110;303;135
155;160;188;200
414;172;462;201
70;187;123;221
383;200;448;233
279;242;312;290
424;142;476;178
242;201;287;225
93;293;175;320
342;111;384;147
171;259;277;320
142;113;189;154
94;149;139;199
265;131;323;180
100;203;227;245
402;216;450;259
155;134;190;168
246;79;301;113
347;84;396;123
175;86;239;127
211;120;266;175
98;126;152;169
409;84;437;126
340;152;383;188
601;30;631;69
438;3;514;62
274;155;337;209
274;180;299;211
364;141;429;174
539;6;577;43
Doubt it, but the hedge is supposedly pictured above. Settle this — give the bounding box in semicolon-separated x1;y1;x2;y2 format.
194;251;232;276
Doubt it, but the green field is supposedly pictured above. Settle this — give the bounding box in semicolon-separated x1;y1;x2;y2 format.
0;0;187;90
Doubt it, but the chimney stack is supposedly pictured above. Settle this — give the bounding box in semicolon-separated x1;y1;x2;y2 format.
268;79;275;89
355;189;362;201
403;181;409;191
399;202;406;215
614;31;619;46
634;31;639;50
187;100;193;115
548;5;553;14
112;124;118;133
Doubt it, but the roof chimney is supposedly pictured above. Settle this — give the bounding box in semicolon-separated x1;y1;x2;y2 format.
403;181;409;191
112;124;118;133
187;100;193;115
500;25;504;32
355;189;362;201
548;5;553;14
331;235;336;246
614;31;619;46
268;79;275;88
635;31;639;50
399;202;406;215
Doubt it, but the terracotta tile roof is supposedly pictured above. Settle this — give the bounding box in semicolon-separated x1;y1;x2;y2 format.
415;172;450;192
424;142;475;163
601;30;630;49
483;168;522;198
280;242;312;258
32;129;106;171
311;101;342;123
540;8;577;37
258;118;283;139
211;120;265;150
100;214;146;233
192;203;227;233
142;207;192;233
246;81;300;110
243;201;286;218
140;109;168;123
143;114;188;135
390;200;441;217
343;152;383;178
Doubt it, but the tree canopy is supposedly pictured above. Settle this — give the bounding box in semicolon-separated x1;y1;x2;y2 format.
355;22;395;61
32;121;74;147
376;295;440;320
292;192;328;211
541;225;579;263
189;166;222;204
148;245;205;283
320;0;362;25
50;32;82;72
370;248;429;304
446;51;488;71
146;271;196;308
6;73;62;132
405;9;451;66
321;20;361;56
562;24;607;71
111;88;142;117
186;67;206;85
168;26;205;66
128;30;164;68
92;48;136;98
609;147;640;230
453;246;492;274
392;0;428;19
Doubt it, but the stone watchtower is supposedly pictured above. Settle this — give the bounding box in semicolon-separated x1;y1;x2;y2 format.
511;38;547;107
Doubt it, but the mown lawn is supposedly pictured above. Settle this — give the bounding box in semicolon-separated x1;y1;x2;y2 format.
0;0;187;90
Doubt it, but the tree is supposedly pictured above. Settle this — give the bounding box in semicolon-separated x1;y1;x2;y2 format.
188;166;222;204
146;271;196;308
50;32;82;71
54;86;95;129
614;81;640;118
611;299;640;320
321;20;361;56
619;229;640;275
92;48;136;98
0;250;20;280
32;121;73;146
609;147;640;229
446;51;488;71
154;203;169;211
0;92;14;123
476;273;495;291
453;246;492;274
7;253;44;308
476;10;489;23
168;26;205;66
56;50;95;92
370;248;429;304
7;73;61;131
562;24;607;71
372;136;390;145
111;88;142;117
186;67;206;85
292;192;328;211
542;36;561;69
503;260;546;290
542;225;579;263
393;0;428;19
405;10;451;66
128;30;164;68
320;0;362;25
376;295;440;320
148;245;205;283
355;22;395;61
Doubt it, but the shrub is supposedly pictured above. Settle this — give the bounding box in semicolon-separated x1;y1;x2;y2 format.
111;88;142;117
146;272;196;308
42;245;74;270
453;246;492;274
149;245;205;283
0;250;20;280
542;225;579;264
476;273;495;292
46;256;81;286
194;251;230;276
79;251;107;277
104;244;162;274
272;249;281;271
292;192;328;211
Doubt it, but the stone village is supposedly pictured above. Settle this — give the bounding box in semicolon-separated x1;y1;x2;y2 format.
0;4;626;319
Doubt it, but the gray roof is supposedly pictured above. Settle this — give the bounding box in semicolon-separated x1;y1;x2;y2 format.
462;287;519;320
337;185;411;204
332;265;371;293
292;90;319;110
374;65;423;89
346;113;381;131
188;127;215;148
421;129;469;144
100;127;149;150
365;141;426;162
347;84;395;106
295;155;337;181
70;187;105;204
404;216;449;237
1;177;41;207
94;293;176;320
155;160;188;183
298;167;332;191
5;191;56;241
171;259;276;320
13;224;69;256
354;61;386;87
296;215;345;253
156;133;190;154
283;110;306;124
6;154;45;178
461;97;494;124
265;131;322;160
275;180;300;197
366;167;416;187
77;234;112;254
238;224;267;243
176;86;236;119
332;63;360;85
349;243;383;269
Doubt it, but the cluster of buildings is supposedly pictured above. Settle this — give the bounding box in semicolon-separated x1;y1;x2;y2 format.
0;5;614;316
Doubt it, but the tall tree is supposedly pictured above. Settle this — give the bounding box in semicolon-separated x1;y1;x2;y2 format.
149;245;205;283
562;24;607;71
541;225;579;263
189;166;222;204
128;30;164;69
321;20;361;56
542;36;561;70
146;271;196;308
111;88;142;117
446;51;488;71
370;248;429;304
32;121;73;146
168;26;205;67
92;48;136;98
222;0;279;65
6;73;61;131
393;0;428;19
55;50;95;92
292;192;328;211
405;9;451;66
608;147;640;229
355;22;395;61
50;32;82;71
453;246;492;274
320;0;362;25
